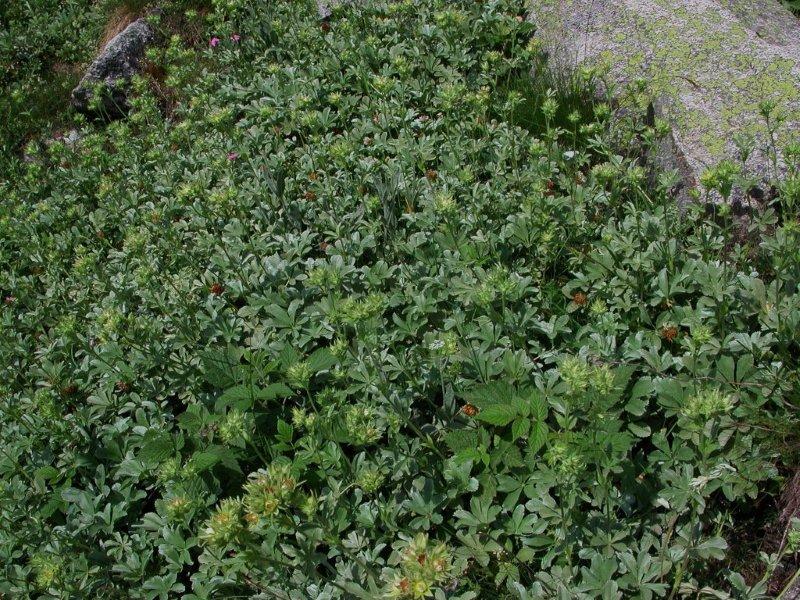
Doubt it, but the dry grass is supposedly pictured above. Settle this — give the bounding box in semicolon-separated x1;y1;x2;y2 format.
98;5;140;50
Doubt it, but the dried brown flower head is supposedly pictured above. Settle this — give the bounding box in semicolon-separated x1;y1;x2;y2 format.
461;404;478;417
572;292;588;306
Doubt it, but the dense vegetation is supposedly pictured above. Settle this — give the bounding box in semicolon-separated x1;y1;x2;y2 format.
0;0;104;159
0;0;205;166
1;0;800;597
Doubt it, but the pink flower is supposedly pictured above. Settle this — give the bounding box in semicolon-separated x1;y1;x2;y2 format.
231;33;241;43
209;37;221;48
227;152;239;161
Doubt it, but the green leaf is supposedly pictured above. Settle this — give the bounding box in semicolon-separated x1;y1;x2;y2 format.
475;403;518;426
716;356;735;383
529;391;547;421
189;445;239;473
695;536;728;560
736;354;755;382
39;492;65;519
189;451;220;472
512;395;530;418
624;397;647;416
307;348;337;372
628;422;651;438
177;404;210;434
276;419;293;444
200;346;241;389
137;432;175;465
444;429;481;454
626;377;653;415
463;382;514;410
511;417;530;441
260;382;293;400
216;385;256;410
277;345;300;368
612;365;636;392
34;466;59;482
528;421;548;454
490;440;523;469
216;382;294;411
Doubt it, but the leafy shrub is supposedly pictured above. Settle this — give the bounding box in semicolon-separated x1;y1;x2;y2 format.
0;0;211;173
1;0;799;598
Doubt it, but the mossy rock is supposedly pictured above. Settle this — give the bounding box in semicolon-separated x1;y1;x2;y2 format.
71;16;156;118
530;0;800;201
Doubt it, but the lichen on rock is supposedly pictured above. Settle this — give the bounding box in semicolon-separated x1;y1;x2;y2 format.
71;16;156;118
530;0;800;201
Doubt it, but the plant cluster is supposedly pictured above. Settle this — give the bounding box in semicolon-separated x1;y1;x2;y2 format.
0;0;104;158
1;0;800;598
0;0;214;173
784;0;800;16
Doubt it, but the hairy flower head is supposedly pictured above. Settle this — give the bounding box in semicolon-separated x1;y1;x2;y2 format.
559;356;591;393
344;404;383;446
243;463;298;524
219;409;253;447
30;554;61;590
286;361;312;389
384;534;452;598
165;496;193;521
356;466;386;494
681;388;735;420
200;498;243;548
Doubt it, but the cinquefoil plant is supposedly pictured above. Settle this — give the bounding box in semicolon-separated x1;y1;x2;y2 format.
1;0;799;598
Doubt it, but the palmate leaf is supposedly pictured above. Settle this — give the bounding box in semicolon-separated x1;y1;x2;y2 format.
142;573;185;598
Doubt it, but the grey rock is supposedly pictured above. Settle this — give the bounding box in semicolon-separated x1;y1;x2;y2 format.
316;0;369;20
317;0;332;20
64;129;81;145
529;0;800;203
71;16;156;117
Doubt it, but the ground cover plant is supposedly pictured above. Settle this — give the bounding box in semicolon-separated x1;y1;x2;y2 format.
0;0;208;172
0;0;106;161
1;0;800;597
784;0;800;15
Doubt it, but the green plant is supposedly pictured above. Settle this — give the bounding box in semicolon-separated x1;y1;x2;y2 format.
0;0;211;175
783;0;800;16
1;0;799;598
0;0;108;150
